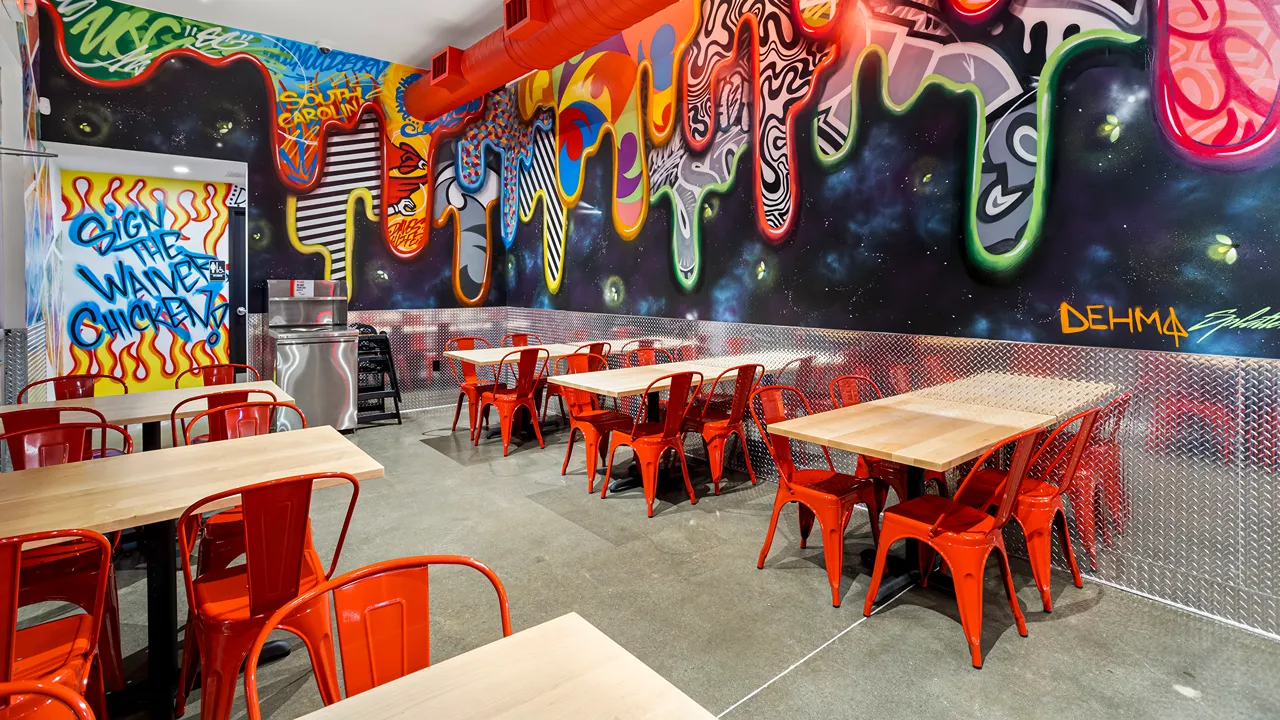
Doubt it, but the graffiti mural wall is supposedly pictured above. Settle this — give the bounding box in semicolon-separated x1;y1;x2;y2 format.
37;0;502;311
34;0;1280;359
495;0;1280;360
59;170;232;392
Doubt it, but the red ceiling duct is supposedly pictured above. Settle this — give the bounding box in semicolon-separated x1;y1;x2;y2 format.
406;0;679;122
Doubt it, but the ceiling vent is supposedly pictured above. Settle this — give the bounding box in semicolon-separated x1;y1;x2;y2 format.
503;0;548;40
430;46;467;90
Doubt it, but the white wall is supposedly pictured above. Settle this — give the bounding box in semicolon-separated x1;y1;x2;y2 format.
0;7;27;330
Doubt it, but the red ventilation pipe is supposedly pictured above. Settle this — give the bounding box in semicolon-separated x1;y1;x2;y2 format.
405;0;679;122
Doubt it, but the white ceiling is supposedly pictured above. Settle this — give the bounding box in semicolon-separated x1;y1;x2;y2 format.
126;0;506;68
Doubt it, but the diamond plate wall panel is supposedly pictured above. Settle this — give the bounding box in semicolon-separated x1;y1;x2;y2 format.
2;328;30;472
505;307;1279;639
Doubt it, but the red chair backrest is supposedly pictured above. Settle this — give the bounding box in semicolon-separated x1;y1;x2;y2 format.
559;353;609;416
0;680;96;718
699;364;764;424
178;472;360;619
1027;407;1102;497
183;401;306;445
446;336;490;385
175;363;260;388
749;384;836;487
625;347;674;367
631;371;702;441
573;342;611;359
1091;391;1132;445
18;373;127;403
777;356;816;390
0;422;131;471
502;333;542;347
0;407;109;467
488;348;549;396
953;428;1046;531
170;389;280;446
829;374;883;408
245;556;511;718
0;530;112;686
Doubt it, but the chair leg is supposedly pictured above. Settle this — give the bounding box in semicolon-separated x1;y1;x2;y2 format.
280;596;342;705
946;547;991;668
862;529;897;616
863;490;882;547
1056;509;1084;590
196;625;256;720
995;544;1029;638
737;428;758;485
1067;476;1099;566
175;609;199;716
797;504;815;549
758;494;787;569
527;402;546;449
816;508;846;607
452;393;465;431
562;426;577;477
584;430;606;493
704;433;727;495
676;441;697;506
601;438;622;499
637;447;662;517
99;569;126;691
1020;513;1056;613
86;656;107;720
499;407;515;456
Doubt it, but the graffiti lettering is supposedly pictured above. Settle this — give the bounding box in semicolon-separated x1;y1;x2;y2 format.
276;86;368;131
1186;308;1280;343
1060;303;1188;348
68;200;227;349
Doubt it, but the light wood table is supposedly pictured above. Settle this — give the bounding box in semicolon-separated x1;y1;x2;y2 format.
296;613;714;720
0;380;292;450
0;425;380;719
548;360;710;399
444;342;596;367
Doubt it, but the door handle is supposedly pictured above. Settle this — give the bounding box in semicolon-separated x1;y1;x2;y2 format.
236;307;247;316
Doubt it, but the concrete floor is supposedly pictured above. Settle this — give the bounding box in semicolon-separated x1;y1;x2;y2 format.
100;411;1280;719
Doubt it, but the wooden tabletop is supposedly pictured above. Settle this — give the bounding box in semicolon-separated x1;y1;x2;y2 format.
767;373;1115;472
443;343;591;367
548;361;715;398
296;613;715;720
0;425;383;537
0;381;292;429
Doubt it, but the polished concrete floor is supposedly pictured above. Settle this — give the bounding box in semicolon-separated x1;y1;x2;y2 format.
100;410;1280;719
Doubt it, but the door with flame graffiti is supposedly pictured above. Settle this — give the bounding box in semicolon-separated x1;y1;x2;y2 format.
59;170;234;393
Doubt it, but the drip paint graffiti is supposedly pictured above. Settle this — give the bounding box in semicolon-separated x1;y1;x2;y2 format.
433;140;498;305
516;111;567;293
60;171;231;392
683;0;837;241
814;0;1142;277
42;0;480;265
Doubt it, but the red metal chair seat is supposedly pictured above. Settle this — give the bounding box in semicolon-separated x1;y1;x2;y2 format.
0;680;96;720
863;428;1044;668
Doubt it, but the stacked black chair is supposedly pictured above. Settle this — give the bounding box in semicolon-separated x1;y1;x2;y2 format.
351;322;403;425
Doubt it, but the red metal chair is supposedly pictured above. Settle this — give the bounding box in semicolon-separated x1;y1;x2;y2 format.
0;414;128;695
446;337;498;438
170;388;279;447
244;555;512;719
174;363;261;388
683;364;763;494
751;385;882;607
600;371;703;517
174;472;360;720
17;374;127;403
541;343;612;423
474;348;550;456
862;427;1044;668
559;354;631;491
175;399;307;711
959;407;1101;611
502;332;543;346
725;336;752;354
0;529;112;719
0;680;96;719
621;344;674;367
828;374;950;504
1067;392;1132;564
